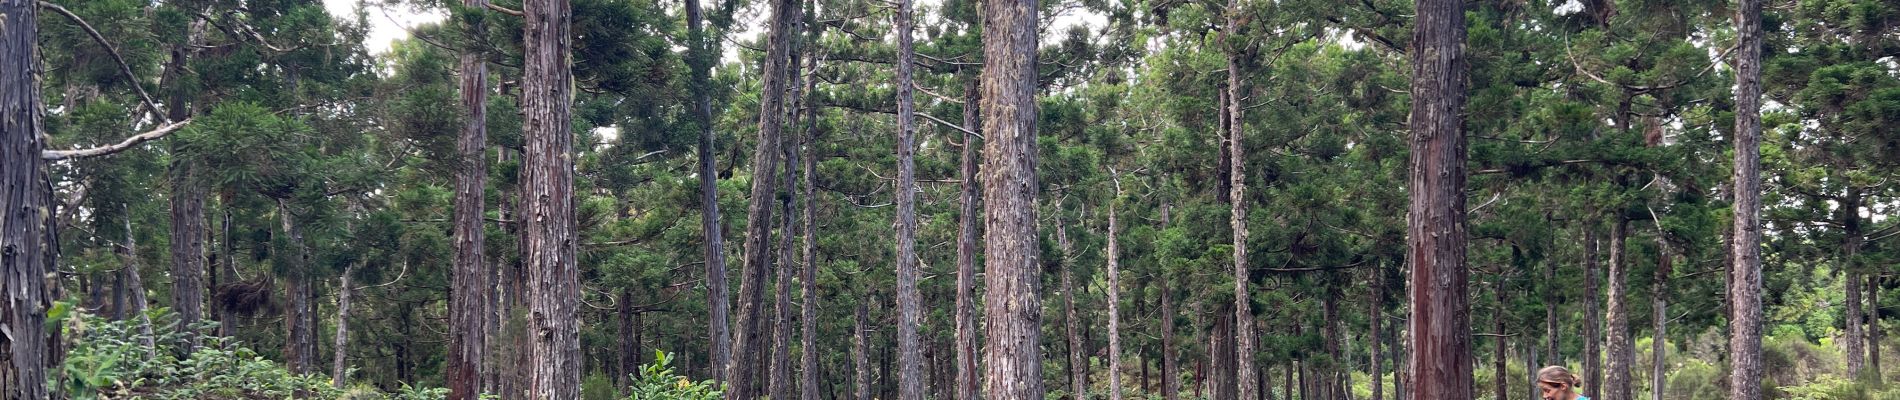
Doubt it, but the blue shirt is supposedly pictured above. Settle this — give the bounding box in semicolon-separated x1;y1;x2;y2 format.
1578;396;1592;400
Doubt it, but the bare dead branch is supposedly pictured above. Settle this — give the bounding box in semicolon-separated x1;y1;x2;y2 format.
42;118;194;160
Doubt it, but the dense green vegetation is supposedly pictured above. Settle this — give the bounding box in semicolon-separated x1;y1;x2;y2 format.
1;0;1897;399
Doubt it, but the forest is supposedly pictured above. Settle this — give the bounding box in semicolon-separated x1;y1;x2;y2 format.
0;0;1897;398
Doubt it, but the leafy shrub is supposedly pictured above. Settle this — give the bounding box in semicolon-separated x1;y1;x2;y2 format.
584;372;622;400
626;351;723;400
1774;376;1900;400
54;307;448;400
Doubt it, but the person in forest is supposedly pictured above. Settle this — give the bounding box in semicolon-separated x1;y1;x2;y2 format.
1538;366;1592;400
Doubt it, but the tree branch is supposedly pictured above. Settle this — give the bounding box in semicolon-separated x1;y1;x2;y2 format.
40;0;161;118
485;3;524;17
1566;37;1735;93
42;119;194;160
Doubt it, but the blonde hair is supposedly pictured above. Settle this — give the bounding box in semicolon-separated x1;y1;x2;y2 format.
1537;366;1582;390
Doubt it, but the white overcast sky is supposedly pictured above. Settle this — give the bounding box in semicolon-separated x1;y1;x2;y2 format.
322;0;1105;56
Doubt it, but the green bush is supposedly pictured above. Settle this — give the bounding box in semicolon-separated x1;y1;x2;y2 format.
625;351;723;400
584;372;622;400
54;308;449;400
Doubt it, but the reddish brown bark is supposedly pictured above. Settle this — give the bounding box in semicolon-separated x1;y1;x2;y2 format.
448;0;491;394
954;75;983;400
1403;0;1474;398
522;0;580;396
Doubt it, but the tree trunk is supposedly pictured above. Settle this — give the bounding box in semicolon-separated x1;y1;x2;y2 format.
857;300;873;400
1404;0;1473;398
684;0;732;382
1161;203;1178;400
1607;219;1632;400
1545;258;1559;365
1225;3;1257;397
1159;306;1178;398
1058;221;1087;400
448;0;491;393
1728;0;1765;396
219;209;236;337
169;175;207;350
280;200;316;378
1584;227;1603;397
1371;265;1384;400
979;0;1045;396
1284;360;1294;400
1326;284;1344;400
772;134;799;400
1107;177;1124;400
954;75;983;400
118;214;155;358
1872;275;1884;384
522;0;580;396
333;264;354;388
163;8;209;353
1844;192;1865;379
1214;307;1236;400
1650;242;1670;400
893;0;924;397
729;0;800;393
800;66;822;400
619;289;636;387
1494;278;1507;400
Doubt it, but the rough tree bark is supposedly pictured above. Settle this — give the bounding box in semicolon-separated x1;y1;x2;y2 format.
168;171;206;349
1729;0;1765;396
954;75;983;400
1607;219;1631;400
522;0;580;396
1403;0;1474;398
893;0;924;396
1107;175;1124;400
684;0;732;381
333;264;354;388
979;0;1044;395
771;120;799;400
448;0;491;394
279;200;317;377
728;0;799;394
1225;0;1258;396
163;9;209;353
2;5;52;384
